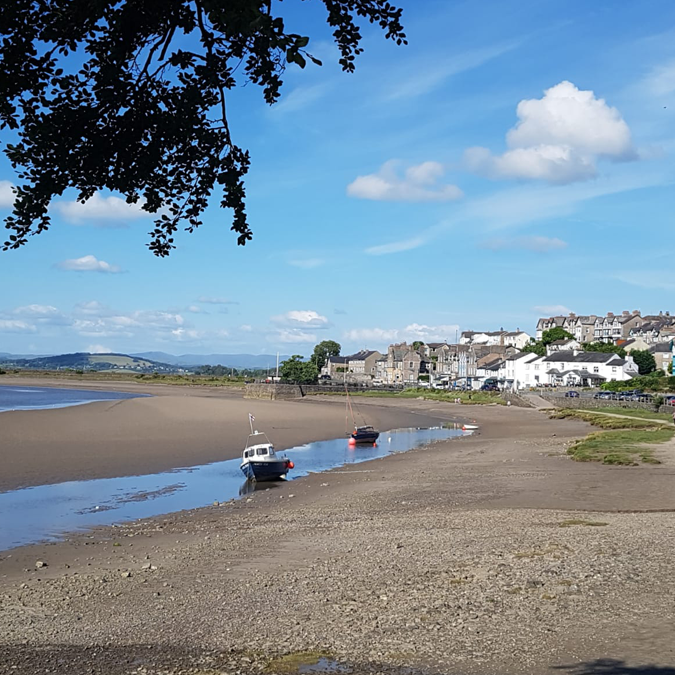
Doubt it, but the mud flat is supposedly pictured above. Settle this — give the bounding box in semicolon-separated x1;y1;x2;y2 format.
1;401;675;674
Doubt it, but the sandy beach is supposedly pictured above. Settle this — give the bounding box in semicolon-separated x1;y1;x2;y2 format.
1;392;675;674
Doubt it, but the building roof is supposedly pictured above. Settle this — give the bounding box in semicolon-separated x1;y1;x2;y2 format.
327;356;348;364
347;350;379;361
542;350;620;364
650;343;673;353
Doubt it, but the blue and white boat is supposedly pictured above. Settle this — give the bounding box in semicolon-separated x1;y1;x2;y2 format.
240;415;293;482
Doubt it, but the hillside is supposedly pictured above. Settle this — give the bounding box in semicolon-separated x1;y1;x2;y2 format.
0;352;180;373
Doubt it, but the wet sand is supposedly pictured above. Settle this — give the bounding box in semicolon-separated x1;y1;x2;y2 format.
0;386;448;491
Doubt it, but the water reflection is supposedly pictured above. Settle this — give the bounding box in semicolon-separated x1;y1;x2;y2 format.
0;426;465;550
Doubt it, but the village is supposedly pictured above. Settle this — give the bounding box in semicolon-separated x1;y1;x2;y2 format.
321;310;675;391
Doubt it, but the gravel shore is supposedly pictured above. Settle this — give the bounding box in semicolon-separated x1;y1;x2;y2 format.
1;399;675;674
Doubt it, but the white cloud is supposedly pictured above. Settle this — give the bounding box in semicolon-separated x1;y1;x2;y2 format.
54;193;151;225
533;305;572;315
288;258;325;269
57;255;122;273
272;329;318;344
465;81;636;184
75;301;109;315
344;323;460;345
87;344;112;354
642;58;675;97
197;296;238;305
365;237;426;256
0;180;16;208
12;304;60;317
383;40;521;101
480;236;568;252
73;310;185;338
347;160;463;202
0;319;36;333
271;310;330;329
240;324;253;332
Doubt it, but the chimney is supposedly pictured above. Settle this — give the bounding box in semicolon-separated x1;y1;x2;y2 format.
607;312;614;317
622;311;629;317
569;312;576;318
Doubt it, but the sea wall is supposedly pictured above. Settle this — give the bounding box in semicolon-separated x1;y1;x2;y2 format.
500;392;535;408
244;384;303;400
539;394;674;415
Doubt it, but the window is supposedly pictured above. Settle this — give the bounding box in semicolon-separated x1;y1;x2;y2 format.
256;448;268;456
535;364;540;370
612;366;617;372
594;366;599;373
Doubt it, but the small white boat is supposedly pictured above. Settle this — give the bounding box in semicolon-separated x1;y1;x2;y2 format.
240;415;293;482
462;424;479;431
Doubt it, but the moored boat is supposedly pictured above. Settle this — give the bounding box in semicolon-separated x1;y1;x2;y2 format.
350;424;380;444
240;414;294;481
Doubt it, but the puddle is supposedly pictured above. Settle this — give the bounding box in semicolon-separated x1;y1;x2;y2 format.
0;426;467;550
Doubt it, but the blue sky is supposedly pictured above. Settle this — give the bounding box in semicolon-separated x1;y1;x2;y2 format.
1;0;674;356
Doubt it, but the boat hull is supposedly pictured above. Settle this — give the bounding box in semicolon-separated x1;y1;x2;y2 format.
240;459;290;482
350;431;380;444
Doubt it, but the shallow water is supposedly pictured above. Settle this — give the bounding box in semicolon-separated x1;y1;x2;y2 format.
0;426;466;550
0;384;148;413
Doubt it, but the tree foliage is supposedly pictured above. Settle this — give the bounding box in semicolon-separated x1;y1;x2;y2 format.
0;1;406;256
411;341;424;350
521;328;574;357
541;327;574;345
310;340;341;371
279;354;318;384
631;349;657;376
583;342;626;358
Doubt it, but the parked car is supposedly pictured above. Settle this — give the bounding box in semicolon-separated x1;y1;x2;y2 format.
593;391;612;400
481;383;499;391
565;390;580;398
319;374;332;381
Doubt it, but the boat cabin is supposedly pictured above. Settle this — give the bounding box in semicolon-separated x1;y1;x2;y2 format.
243;443;276;459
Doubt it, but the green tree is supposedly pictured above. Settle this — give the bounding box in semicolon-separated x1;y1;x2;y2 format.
0;1;406;256
310;340;341;371
522;341;546;357
412;341;425;350
541;327;574;345
279;355;318;385
631;349;657;376
584;342;626;358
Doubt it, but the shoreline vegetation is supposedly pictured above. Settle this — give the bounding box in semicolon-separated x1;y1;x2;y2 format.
550;408;674;465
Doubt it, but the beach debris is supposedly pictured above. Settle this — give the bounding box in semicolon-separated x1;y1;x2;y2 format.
120;571;131;578
212;501;220;506
35;561;47;569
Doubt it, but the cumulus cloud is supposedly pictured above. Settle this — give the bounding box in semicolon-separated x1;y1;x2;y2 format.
0;180;16;208
12;304;61;317
344;323;460;345
533;305;572;315
347;160;463;202
87;344;112;354
0;319;37;333
480;235;568;252
271;310;330;330
54;193;152;226
57;255;122;273
465;81;636;184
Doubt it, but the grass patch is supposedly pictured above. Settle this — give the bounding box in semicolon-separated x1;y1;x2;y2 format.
591;407;674;423
265;651;334;675
314;388;504;405
567;428;674;465
559;519;608;528
550;409;663;429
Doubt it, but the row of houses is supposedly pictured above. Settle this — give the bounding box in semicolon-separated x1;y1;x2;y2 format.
482;349;639;390
536;311;675;345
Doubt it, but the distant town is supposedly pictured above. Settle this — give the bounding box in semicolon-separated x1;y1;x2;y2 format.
321;310;675;391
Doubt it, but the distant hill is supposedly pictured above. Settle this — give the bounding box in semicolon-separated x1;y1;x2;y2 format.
131;352;291;368
0;352;180;373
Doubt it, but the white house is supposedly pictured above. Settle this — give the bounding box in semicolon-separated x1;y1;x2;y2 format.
540;350;638;386
498;352;541;390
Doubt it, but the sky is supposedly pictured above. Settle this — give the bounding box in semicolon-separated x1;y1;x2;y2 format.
1;0;675;357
